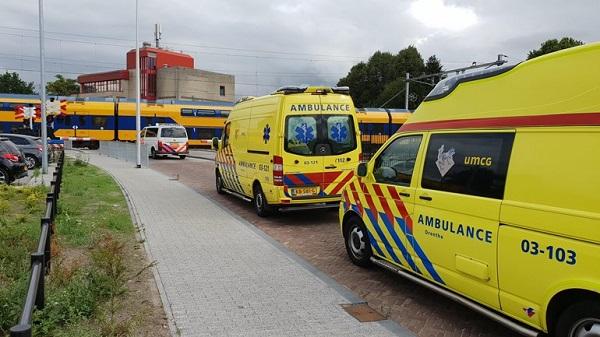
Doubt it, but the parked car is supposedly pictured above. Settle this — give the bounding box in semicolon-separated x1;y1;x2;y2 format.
0;138;28;184
0;134;44;169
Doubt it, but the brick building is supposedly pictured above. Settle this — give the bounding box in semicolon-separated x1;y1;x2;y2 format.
77;43;234;102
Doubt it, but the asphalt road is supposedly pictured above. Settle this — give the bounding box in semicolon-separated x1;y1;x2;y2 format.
150;155;520;337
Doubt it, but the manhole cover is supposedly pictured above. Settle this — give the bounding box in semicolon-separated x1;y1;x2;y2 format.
341;303;385;322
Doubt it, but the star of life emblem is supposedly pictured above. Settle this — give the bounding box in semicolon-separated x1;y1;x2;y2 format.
436;144;455;177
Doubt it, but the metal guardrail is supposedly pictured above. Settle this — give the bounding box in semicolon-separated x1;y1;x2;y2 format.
9;150;64;337
98;141;149;167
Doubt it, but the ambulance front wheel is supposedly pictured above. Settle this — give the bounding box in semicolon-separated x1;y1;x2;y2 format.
344;216;372;267
554;300;600;337
253;184;272;217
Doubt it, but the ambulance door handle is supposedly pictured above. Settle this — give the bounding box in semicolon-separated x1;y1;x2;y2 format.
419;195;432;201
399;192;410;197
294;160;299;164
325;165;337;169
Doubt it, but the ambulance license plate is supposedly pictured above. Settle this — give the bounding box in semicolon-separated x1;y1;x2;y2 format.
290;186;320;197
170;142;179;147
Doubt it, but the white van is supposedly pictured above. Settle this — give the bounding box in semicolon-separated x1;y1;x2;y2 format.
141;124;189;159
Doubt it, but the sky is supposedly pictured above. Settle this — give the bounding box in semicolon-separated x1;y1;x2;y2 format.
0;0;598;99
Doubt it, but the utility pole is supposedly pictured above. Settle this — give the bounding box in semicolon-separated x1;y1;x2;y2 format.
38;0;48;174
135;0;141;168
404;73;410;110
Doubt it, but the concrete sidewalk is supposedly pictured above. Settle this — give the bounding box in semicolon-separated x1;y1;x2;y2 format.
84;152;409;337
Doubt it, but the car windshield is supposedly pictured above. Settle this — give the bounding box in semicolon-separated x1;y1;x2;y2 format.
161;127;187;138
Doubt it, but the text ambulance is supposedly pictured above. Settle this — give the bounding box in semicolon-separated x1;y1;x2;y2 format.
339;43;600;337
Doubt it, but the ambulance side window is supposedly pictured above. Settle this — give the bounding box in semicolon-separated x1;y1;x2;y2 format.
421;133;514;199
222;123;231;147
373;135;422;186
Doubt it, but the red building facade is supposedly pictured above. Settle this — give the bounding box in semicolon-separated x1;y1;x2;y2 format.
78;45;194;101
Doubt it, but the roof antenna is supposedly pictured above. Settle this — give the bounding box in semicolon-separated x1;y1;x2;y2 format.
154;23;162;48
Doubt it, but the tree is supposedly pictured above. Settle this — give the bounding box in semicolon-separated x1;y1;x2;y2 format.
46;74;80;96
0;72;36;94
527;37;584;60
338;46;443;109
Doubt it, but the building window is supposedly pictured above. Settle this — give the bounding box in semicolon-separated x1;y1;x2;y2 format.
219;86;225;96
81;79;121;93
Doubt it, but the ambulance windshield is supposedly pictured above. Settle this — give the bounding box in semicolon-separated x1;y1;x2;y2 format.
285;115;356;156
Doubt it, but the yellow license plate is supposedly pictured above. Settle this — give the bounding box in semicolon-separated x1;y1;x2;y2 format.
290;186;320;197
170;142;179;146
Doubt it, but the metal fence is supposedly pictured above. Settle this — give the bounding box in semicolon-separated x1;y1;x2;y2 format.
98;141;150;167
9;151;64;337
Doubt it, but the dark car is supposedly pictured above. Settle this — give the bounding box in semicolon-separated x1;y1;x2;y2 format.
0;134;44;169
0;138;28;184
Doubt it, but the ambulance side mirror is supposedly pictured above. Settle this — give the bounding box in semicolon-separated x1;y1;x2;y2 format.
356;163;368;177
211;137;220;151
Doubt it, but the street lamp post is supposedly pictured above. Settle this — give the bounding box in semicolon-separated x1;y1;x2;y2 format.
135;0;141;168
38;0;48;174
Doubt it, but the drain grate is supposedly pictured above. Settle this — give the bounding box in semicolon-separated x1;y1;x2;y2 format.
341;303;385;322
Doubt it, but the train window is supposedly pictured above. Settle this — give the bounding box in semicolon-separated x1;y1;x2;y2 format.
219;110;230;117
77;116;85;127
92;116;107;129
1;103;18;111
180;108;216;117
220;86;225;96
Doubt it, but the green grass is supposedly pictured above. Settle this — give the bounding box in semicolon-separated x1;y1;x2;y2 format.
55;160;133;247
0;159;139;337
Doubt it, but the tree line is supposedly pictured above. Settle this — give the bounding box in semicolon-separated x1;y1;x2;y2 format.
338;37;583;109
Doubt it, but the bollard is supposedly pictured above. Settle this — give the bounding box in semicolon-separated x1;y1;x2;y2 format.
9;324;32;337
31;252;45;309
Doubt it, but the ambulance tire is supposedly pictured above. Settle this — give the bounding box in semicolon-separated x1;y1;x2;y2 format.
151;147;158;159
179;155;186;160
215;172;225;195
253;184;272;217
554;300;600;337
344;216;372;267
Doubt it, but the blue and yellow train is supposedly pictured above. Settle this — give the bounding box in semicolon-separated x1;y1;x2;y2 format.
0;94;411;155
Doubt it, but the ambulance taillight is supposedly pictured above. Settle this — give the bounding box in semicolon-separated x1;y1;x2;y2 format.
273;155;284;186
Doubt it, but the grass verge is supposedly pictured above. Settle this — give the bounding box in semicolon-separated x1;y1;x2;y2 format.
0;158;169;337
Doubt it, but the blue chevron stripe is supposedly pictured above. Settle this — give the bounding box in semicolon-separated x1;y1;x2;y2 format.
367;231;385;257
379;212;421;274
364;208;403;266
294;173;314;186
396;216;445;285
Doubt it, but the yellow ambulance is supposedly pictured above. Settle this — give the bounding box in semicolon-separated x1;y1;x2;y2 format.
213;86;361;216
339;43;600;337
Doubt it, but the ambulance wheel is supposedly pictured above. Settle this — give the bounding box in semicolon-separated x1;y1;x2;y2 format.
179;155;186;159
344;216;372;267
215;172;225;195
554;301;600;337
253;184;271;217
151;147;158;159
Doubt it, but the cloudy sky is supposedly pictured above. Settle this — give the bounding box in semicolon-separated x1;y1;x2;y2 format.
0;0;598;98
